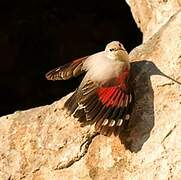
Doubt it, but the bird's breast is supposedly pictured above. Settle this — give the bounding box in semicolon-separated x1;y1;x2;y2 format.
85;59;129;83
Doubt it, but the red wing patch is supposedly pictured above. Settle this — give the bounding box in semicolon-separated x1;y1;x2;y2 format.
96;67;129;108
76;80;132;136
64;65;133;136
97;87;124;108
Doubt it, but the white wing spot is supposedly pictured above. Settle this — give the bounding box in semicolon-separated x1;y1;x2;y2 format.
124;95;128;107
129;94;132;103
102;119;109;126
78;103;85;109
109;120;115;127
125;114;130;120
117;119;123;126
55;68;60;72
83;88;96;96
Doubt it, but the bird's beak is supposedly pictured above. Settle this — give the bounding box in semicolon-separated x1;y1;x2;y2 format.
119;47;126;51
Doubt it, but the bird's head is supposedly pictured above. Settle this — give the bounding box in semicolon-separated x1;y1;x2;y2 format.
105;41;129;61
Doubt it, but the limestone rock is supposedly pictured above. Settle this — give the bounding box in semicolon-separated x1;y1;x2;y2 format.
1;4;181;180
126;0;181;41
0;96;96;179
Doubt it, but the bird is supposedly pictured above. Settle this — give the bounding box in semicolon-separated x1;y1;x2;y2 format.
46;41;134;136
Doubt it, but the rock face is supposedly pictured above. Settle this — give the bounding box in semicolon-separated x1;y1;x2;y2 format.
126;0;181;41
0;2;181;180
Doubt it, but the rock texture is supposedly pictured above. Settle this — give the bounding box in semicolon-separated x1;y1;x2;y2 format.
1;2;181;180
126;0;181;41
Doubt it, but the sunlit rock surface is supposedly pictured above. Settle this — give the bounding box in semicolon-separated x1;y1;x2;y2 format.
0;2;181;180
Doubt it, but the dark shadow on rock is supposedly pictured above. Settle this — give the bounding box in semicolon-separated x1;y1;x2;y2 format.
119;60;181;152
76;60;181;152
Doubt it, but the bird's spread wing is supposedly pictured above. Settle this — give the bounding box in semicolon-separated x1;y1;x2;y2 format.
46;56;88;80
75;68;133;136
